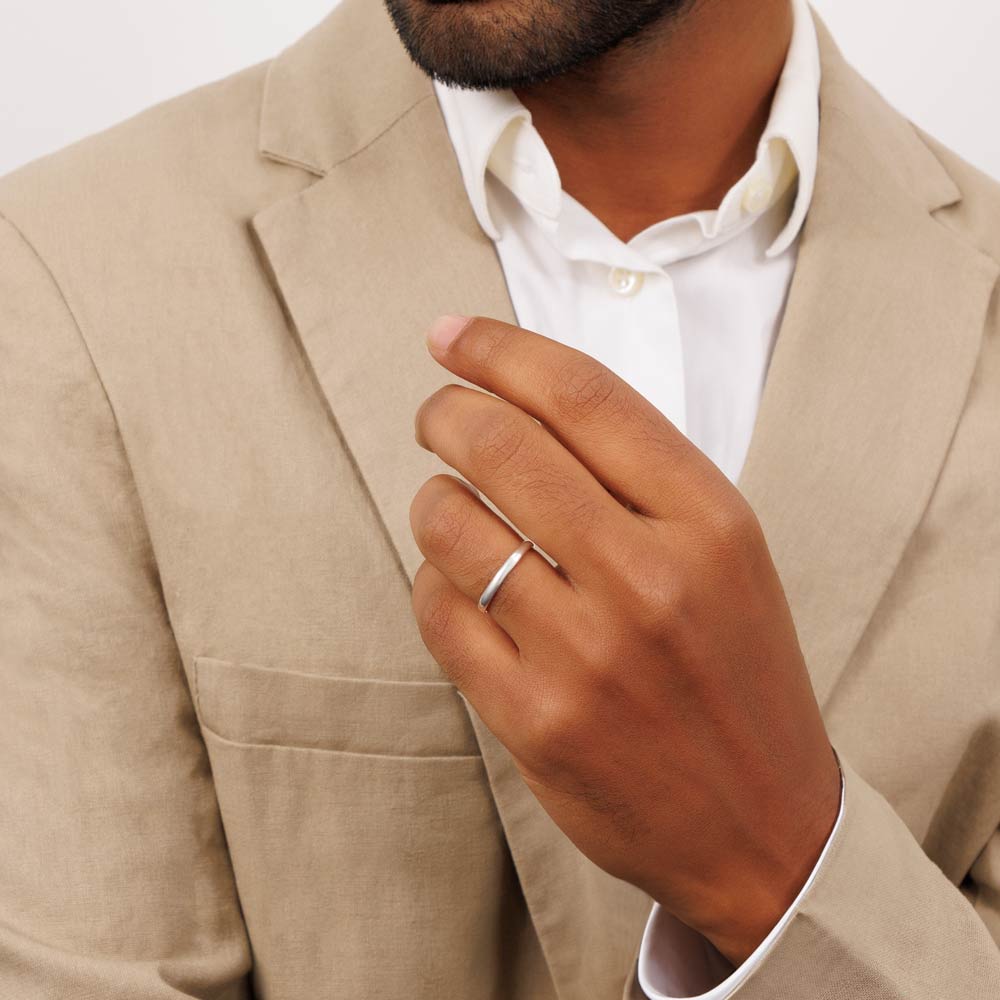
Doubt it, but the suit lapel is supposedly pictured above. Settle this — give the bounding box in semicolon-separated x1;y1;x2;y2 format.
251;2;998;996
253;93;514;586
736;15;998;708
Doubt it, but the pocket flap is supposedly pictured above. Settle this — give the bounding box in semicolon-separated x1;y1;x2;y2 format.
193;656;479;758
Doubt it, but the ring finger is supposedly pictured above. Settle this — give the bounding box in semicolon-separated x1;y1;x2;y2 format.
409;473;575;650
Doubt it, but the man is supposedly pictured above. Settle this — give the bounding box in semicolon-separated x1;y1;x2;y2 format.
0;0;997;995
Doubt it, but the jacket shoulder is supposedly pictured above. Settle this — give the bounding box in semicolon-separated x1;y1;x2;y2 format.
0;57;317;395
0;59;285;246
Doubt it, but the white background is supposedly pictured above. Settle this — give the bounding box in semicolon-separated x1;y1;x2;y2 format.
0;0;997;180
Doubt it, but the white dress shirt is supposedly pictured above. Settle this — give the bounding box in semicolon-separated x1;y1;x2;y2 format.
432;0;843;995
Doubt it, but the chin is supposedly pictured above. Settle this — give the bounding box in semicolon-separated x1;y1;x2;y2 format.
383;0;677;91
384;0;562;89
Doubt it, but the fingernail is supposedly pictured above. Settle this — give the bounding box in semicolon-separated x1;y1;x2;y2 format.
427;314;471;354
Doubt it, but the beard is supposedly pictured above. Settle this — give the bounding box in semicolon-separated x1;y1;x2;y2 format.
382;0;695;90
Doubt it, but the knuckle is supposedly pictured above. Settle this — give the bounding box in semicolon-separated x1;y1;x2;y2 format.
573;651;629;713
700;496;763;563
524;689;584;766
520;471;604;538
416;486;474;561
601;543;692;635
663;567;694;612
415;382;465;439
558;494;603;540
413;574;458;648
467;408;532;476
633;571;692;635
550;355;628;422
461;319;517;372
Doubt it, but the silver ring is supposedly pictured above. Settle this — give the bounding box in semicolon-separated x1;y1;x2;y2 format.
478;538;534;614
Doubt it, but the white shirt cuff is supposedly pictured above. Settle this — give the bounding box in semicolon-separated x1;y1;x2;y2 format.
637;766;846;999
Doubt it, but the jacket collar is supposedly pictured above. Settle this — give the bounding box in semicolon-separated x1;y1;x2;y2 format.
258;0;430;175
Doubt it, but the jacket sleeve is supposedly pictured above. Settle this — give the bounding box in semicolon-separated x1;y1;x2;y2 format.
733;754;1000;997
0;214;252;998
628;753;1000;999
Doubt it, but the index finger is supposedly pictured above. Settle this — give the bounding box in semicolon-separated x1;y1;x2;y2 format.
425;314;723;519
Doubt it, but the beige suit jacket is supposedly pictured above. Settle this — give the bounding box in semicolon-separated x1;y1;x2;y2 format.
2;1;999;997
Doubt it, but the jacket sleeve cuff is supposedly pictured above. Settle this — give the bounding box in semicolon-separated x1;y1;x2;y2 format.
625;757;1000;1000
707;753;1000;998
636;758;846;999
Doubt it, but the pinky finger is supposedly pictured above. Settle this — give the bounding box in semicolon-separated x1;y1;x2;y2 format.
411;559;530;738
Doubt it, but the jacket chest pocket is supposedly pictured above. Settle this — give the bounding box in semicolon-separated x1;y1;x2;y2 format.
191;654;480;758
189;656;508;999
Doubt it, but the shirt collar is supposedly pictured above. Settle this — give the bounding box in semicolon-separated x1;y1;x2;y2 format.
433;0;820;260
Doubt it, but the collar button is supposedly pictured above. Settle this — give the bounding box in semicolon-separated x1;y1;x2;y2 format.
608;267;644;297
742;176;774;214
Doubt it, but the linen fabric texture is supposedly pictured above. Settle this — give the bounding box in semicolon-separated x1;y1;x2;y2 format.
1;1;1000;997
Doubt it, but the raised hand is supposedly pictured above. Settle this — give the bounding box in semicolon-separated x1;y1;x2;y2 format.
409;314;841;964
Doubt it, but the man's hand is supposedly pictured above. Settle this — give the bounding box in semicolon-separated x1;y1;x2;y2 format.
408;314;841;965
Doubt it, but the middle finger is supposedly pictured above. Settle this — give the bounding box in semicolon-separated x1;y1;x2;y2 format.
415;384;626;582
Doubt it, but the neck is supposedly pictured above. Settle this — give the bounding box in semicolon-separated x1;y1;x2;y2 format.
513;0;795;242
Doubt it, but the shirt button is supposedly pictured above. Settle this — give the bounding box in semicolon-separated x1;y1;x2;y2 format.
608;267;644;297
742;175;774;214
